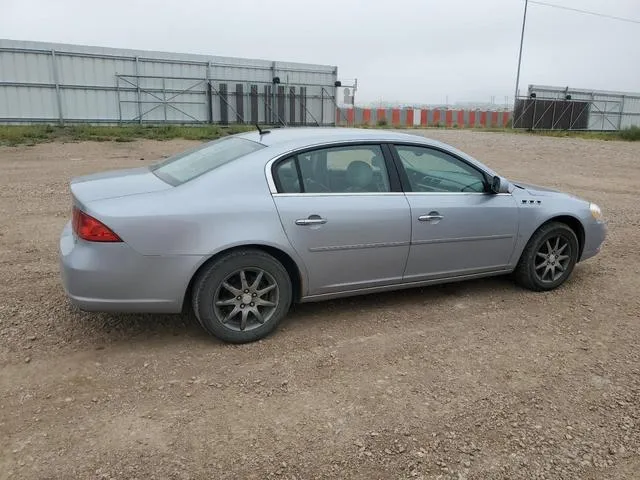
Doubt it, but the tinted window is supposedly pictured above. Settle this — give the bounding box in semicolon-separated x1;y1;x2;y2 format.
151;137;265;185
273;157;301;193
274;145;390;193
395;145;487;193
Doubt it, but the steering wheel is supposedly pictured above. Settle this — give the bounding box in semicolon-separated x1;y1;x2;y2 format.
418;175;441;187
460;180;485;192
415;175;440;192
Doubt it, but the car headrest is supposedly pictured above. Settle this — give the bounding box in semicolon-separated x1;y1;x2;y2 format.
371;154;384;169
346;160;374;188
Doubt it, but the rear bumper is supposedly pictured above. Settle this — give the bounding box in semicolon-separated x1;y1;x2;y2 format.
580;220;607;262
59;221;202;314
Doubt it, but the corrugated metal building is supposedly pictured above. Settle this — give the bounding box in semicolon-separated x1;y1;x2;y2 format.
513;84;640;131
0;39;340;125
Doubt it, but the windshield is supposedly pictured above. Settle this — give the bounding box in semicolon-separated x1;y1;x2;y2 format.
150;136;265;185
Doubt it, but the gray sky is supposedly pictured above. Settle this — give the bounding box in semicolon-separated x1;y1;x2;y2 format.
2;0;638;104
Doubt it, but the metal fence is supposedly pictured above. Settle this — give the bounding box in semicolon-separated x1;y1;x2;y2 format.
0;39;343;126
513;85;640;131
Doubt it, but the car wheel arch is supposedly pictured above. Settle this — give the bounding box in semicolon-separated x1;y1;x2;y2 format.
526;215;586;262
181;244;305;313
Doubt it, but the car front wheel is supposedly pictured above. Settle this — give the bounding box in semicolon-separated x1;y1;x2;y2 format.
192;249;292;343
514;222;580;291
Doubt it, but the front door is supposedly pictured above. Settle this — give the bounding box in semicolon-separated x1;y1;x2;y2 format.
391;144;519;281
271;144;411;296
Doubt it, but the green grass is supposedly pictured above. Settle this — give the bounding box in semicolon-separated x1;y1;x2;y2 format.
523;126;640;141
0;124;255;146
476;126;640;141
2;123;639;146
619;125;640;140
359;123;640;141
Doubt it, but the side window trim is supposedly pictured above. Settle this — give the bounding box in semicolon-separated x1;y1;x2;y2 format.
271;141;401;195
389;143;490;193
381;143;402;192
293;156;305;193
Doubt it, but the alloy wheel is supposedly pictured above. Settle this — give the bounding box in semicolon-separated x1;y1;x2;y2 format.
213;268;279;332
534;235;571;283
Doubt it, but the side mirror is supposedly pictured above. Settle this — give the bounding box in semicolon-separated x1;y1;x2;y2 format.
491;175;511;194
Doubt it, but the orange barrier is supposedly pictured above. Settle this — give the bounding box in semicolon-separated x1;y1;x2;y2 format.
337;107;511;128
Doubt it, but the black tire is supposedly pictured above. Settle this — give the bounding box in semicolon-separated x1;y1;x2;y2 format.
192;249;292;343
514;222;579;291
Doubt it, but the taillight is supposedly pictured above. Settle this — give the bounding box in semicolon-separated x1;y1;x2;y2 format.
72;207;122;242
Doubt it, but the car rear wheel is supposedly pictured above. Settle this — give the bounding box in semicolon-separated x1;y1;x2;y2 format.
514;222;579;291
192;249;292;343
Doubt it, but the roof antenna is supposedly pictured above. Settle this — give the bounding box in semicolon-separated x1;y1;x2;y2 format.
255;123;270;135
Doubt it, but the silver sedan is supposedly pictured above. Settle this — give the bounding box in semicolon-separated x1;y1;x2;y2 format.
59;128;606;342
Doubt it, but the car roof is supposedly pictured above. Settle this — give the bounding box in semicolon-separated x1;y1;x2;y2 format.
231;127;497;178
236;127;437;150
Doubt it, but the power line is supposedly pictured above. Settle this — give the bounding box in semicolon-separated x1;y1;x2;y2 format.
529;0;640;25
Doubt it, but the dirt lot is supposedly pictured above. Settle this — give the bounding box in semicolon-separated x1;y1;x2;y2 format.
1;130;639;480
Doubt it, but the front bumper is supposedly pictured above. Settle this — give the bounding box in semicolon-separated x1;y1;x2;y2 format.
580;220;607;262
59;221;202;313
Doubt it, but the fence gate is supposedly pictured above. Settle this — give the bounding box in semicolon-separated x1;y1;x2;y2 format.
588;97;624;130
513;96;624;131
116;73;208;124
115;74;339;126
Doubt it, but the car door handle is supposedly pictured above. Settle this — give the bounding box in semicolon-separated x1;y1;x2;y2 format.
295;216;327;226
418;213;444;221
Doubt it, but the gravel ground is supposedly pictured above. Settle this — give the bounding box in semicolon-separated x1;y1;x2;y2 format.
1;130;639;480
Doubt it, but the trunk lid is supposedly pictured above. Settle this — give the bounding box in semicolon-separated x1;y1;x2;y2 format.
70;166;171;203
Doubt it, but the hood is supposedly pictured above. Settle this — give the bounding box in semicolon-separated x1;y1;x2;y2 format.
512;181;588;204
512;181;563;196
70;166;172;203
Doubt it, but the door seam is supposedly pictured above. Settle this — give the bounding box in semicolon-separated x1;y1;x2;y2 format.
400;193;413;279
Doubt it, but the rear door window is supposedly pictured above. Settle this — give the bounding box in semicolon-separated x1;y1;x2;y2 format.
273;157;301;193
273;144;390;194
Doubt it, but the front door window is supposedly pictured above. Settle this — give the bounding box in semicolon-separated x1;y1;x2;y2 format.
395;145;487;193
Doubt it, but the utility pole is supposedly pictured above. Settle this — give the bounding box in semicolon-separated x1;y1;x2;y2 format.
514;0;529;108
353;78;358;107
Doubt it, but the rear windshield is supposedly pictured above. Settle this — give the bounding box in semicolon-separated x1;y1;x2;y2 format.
150;136;265;185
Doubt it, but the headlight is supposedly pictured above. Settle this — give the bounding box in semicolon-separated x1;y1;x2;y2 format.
590;203;603;221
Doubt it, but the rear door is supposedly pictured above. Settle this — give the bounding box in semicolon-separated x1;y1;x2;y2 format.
271;143;411;297
391;144;519;281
